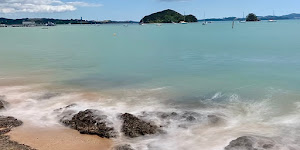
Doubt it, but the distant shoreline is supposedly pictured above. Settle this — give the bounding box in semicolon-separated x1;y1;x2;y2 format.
1;13;299;26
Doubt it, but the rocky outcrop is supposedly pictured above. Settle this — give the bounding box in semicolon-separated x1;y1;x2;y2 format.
121;113;158;138
61;109;117;138
0;116;23;134
225;136;277;150
114;144;134;150
0;116;36;150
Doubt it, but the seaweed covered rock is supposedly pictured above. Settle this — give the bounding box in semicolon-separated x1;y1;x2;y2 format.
225;136;277;150
0;116;23;132
114;144;134;150
61;109;117;138
121;113;158;138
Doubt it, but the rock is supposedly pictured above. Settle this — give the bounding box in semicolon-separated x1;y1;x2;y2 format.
0;116;23;130
225;136;277;150
61;109;117;138
181;111;201;122
54;104;77;112
114;144;134;150
0;96;8;110
159;112;178;119
38;92;60;100
0;101;5;110
121;113;158;138
207;115;223;125
0;135;36;150
0;116;35;150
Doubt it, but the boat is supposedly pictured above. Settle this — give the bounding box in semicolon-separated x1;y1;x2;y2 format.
156;23;162;26
268;19;277;22
202;12;207;25
240;12;246;23
268;11;277;22
181;12;188;24
180;21;187;24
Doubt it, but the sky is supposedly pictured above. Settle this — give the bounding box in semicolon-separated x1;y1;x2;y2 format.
0;0;299;21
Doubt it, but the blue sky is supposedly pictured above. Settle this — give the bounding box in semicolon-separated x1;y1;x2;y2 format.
0;0;299;21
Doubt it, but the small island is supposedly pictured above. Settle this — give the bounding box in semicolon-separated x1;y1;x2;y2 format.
246;13;259;21
140;9;198;23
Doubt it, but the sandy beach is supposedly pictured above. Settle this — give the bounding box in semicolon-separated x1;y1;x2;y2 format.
7;123;113;150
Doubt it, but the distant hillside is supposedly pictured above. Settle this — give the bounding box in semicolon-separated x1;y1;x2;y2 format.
198;13;300;21
141;9;198;23
0;18;138;25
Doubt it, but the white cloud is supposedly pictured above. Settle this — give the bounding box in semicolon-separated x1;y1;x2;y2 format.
0;0;102;13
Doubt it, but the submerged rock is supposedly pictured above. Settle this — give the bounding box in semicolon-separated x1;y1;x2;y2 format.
225;136;277;150
121;113;158;138
0;96;8;110
0;101;5;110
114;144;134;150
38;92;60;100
61;109;117;138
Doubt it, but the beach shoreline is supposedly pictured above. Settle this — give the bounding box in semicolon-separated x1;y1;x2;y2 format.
7;122;113;150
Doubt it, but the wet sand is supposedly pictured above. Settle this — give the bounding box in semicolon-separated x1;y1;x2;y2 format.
7;124;113;150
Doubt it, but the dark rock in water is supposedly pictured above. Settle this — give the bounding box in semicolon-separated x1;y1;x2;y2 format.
159;112;178;119
225;136;277;150
38;92;60;100
181;111;201;122
186;115;196;121
61;109;117;138
121;113;158;138
0;96;8;110
207;115;223;125
54;103;77;112
0;116;23;130
0;101;5;110
114;144;134;150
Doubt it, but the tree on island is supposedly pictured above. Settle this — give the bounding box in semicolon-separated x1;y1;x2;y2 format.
246;13;259;21
140;9;198;23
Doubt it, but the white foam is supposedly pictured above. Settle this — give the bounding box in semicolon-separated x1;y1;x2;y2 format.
1;85;300;150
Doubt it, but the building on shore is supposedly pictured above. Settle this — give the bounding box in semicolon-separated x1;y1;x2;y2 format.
0;24;7;27
22;21;36;27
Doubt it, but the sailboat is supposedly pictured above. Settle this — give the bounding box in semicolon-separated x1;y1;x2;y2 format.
240;12;246;23
268;10;277;22
202;12;207;25
180;12;188;24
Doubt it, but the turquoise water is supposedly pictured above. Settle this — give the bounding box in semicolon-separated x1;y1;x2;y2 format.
1;21;300;97
1;20;300;149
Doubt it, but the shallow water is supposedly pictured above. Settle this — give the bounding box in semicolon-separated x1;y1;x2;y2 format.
1;20;300;150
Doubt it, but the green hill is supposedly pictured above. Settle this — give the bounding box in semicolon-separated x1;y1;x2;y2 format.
140;9;198;23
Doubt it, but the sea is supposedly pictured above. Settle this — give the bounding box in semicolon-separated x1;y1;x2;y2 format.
1;20;300;150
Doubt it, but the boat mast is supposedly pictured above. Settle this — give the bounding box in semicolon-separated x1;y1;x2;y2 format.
204;12;206;23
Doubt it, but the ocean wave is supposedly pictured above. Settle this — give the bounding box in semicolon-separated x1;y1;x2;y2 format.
1;85;300;150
